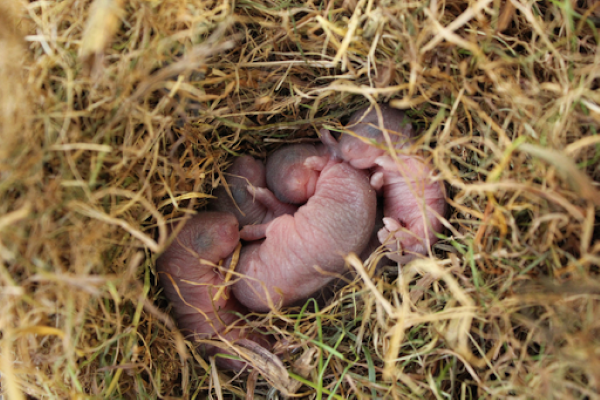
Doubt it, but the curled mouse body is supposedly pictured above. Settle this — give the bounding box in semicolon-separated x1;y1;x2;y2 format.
373;155;447;260
232;157;377;312
320;104;447;261
322;103;415;169
156;212;270;370
210;155;297;226
265;143;328;204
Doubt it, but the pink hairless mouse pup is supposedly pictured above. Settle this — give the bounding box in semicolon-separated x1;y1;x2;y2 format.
320;103;447;262
210;155;297;226
232;155;377;312
265;143;328;204
156;212;271;371
265;143;387;266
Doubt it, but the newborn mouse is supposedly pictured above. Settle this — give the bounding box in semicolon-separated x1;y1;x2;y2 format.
156;212;271;370
374;155;447;260
320;104;447;261
265;143;328;204
325;103;415;170
232;156;377;312
210;155;297;227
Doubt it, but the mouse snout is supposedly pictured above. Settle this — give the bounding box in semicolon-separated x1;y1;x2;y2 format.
339;135;360;162
338;135;385;170
286;166;317;203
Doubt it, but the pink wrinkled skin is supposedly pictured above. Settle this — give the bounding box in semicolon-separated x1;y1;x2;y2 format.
266;143;328;204
374;156;447;260
156;212;271;371
210;155;297;226
232;157;377;312
321;104;447;261
334;103;415;169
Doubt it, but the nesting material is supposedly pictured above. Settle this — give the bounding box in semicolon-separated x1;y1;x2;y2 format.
1;0;600;398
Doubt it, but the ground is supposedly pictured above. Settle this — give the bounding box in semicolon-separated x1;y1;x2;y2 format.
1;0;600;398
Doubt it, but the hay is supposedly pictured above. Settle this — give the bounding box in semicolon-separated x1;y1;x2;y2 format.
1;0;599;398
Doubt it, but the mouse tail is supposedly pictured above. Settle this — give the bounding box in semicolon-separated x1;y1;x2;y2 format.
319;128;343;160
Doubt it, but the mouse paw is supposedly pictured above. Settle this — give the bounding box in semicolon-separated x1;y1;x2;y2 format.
240;221;272;241
374;155;417;176
247;185;297;216
383;217;404;232
377;226;403;257
377;225;392;245
378;217;411;244
373;155;397;171
370;171;384;191
378;224;423;263
303;155;329;172
377;219;399;243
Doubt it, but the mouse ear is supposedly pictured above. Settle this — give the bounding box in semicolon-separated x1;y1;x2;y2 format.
318;128;343;160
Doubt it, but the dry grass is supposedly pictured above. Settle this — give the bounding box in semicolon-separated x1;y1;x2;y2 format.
1;0;600;398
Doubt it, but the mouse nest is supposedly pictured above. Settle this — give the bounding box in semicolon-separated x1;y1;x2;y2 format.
1;0;600;398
